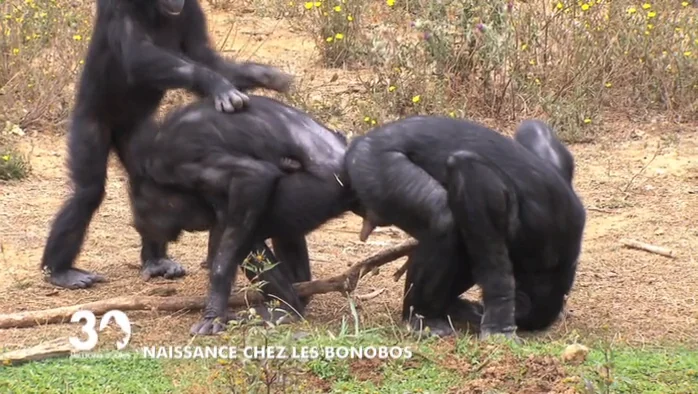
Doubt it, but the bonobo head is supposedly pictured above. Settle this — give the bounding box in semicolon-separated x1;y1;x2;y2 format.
514;120;575;184
514;272;567;331
156;0;185;16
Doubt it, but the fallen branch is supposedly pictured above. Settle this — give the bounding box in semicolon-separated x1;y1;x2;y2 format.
0;338;74;365
620;238;674;258
354;288;385;300
393;259;410;282
0;240;417;330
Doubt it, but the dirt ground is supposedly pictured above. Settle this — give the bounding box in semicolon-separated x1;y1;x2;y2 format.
1;8;697;360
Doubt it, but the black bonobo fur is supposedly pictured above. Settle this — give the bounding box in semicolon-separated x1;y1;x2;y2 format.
345;116;586;339
41;0;294;290
121;95;357;335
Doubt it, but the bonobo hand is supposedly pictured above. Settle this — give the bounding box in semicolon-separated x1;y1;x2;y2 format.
212;82;249;113
241;63;294;93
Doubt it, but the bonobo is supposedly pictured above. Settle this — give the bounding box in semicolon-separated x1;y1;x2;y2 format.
41;0;294;289
345;116;586;339
122;95;357;335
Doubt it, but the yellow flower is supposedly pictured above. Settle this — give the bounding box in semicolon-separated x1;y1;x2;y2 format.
73;34;82;41
583;118;592;124
682;1;689;6
347;15;353;21
647;23;654;30
581;4;589;11
371;119;377;125
314;1;321;6
684;51;692;57
641;3;650;9
412;95;421;103
535;78;541;85
449;111;456;117
304;2;313;9
334;33;344;40
521;43;528;51
627;7;637;14
529;59;536;65
326;36;333;42
2;155;10;161
388;85;396;92
605;82;612;88
387;0;395;6
333;5;341;11
12;48;19;55
364;116;370;122
556;2;564;10
647;11;656;18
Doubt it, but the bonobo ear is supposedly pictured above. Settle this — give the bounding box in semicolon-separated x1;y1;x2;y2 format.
158;0;185;15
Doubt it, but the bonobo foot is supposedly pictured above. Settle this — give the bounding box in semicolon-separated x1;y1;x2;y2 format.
45;268;106;289
447;299;484;327
190;314;231;335
406;317;457;338
141;258;186;281
479;326;521;344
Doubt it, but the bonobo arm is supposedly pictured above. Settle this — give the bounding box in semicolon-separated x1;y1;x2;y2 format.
180;1;292;93
107;16;246;112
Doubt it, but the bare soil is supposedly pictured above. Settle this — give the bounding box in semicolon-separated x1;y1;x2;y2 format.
1;6;697;392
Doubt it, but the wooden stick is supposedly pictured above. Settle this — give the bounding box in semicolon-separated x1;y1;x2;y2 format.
0;240;417;330
354;288;385;300
0;338;74;365
620;238;674;258
393;259;410;282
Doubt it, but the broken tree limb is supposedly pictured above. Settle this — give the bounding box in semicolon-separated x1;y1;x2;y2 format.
620;238;674;258
393;259;410;282
0;338;74;365
354;288;386;300
0;240;418;330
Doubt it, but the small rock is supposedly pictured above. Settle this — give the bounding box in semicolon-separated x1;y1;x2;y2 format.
561;343;589;364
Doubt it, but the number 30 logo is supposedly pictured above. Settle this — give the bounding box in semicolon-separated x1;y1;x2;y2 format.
69;310;132;351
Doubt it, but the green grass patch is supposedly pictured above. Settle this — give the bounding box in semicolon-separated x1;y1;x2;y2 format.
0;353;175;393
2;324;696;393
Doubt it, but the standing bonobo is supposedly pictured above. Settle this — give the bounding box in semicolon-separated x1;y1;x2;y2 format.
122;95;357;335
345;117;586;339
41;0;293;289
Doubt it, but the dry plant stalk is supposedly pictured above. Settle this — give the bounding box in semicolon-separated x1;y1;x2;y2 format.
0;240;417;330
620;238;674;258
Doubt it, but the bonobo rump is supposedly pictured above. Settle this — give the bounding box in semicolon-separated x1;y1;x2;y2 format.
345;116;586;339
123;95;357;335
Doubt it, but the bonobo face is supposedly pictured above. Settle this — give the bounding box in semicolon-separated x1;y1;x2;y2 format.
158;0;185;15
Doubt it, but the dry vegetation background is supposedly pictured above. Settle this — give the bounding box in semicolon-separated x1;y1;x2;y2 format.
1;0;698;358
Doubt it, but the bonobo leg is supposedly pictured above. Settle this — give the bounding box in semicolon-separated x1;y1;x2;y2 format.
41;114;110;289
191;162;282;335
200;222;224;269
446;151;518;341
239;240;305;325
139;238;186;281
403;233;470;338
271;235;311;305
